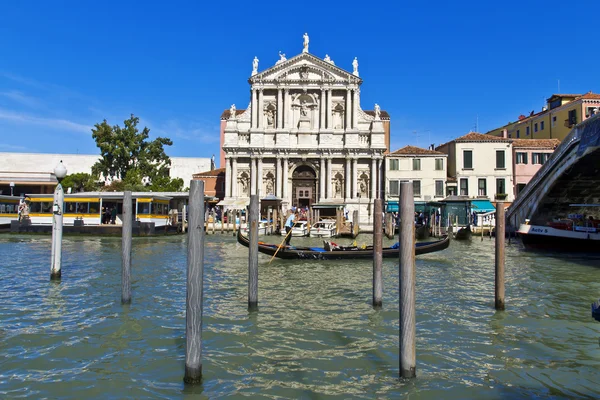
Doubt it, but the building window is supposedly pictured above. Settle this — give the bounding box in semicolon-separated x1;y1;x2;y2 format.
389;180;399;196
532;153;542;164
526;126;530;136
568;109;577;126
543;153;550;163
460;178;468;196
463;150;473;169
496;150;505;169
412;159;421;171
435;158;444;170
435;180;444;197
516;183;526;195
552;116;557;127
541;121;545;130
516;129;520;138
516;152;528;164
413;180;421;197
478;178;487;196
534;123;538;132
496;178;506;195
389;159;399;171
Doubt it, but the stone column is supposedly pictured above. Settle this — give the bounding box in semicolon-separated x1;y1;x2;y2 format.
277;89;283;129
284;89;290;129
345;89;352;129
345;158;351;201
320;158;326;201
326;158;332;200
275;157;281;198
257;157;263;197
231;157;238;197
320;89;326;129
225;156;231;198
326;89;332;129
282;158;289;202
251;88;257;129
352;158;358;199
352;89;359;129
371;158;377;200
258;89;264;129
250;157;256;196
377;158;383;200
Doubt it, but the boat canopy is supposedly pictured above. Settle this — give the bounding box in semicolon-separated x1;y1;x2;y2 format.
216;198;250;210
471;199;496;213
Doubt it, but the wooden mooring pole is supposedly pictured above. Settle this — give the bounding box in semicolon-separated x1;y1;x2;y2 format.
50;178;64;280
495;202;506;310
184;180;205;384
398;182;416;378
373;199;383;307
121;191;132;304
248;195;259;311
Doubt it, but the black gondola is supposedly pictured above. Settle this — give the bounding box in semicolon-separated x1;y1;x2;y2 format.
415;224;430;240
453;225;472;240
237;230;450;260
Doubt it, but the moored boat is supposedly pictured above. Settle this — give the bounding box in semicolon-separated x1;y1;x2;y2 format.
238;230;450;260
280;220;309;237
309;220;336;238
518;222;600;252
453;225;472;240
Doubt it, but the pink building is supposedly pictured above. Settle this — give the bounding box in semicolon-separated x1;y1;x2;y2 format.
512;139;560;197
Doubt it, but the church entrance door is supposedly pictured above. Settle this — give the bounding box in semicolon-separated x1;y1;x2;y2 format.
291;165;316;209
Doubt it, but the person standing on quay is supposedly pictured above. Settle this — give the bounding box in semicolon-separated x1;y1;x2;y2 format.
284;209;297;246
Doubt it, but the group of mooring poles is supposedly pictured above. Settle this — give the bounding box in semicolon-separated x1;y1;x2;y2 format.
48;180;505;383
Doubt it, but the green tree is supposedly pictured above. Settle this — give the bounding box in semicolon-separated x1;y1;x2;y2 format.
61;173;98;192
91;114;173;186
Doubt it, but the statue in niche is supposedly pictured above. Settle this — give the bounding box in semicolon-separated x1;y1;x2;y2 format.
229;104;236;119
240;175;249;196
300;102;309;117
332;104;344;129
359;180;367;196
303;32;309;53
374;103;380;120
252;56;259;75
265;109;274;127
335;179;342;197
266;180;273;195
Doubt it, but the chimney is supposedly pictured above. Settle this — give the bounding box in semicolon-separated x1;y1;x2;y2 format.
502;129;508;139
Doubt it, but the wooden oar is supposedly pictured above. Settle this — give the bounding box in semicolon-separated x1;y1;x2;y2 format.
269;226;293;264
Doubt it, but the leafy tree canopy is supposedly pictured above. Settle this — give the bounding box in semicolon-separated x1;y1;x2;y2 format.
61;173;99;193
91;114;183;192
91;114;172;184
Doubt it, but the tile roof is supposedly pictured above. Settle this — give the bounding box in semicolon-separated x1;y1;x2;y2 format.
578;93;600;100
455;132;511;142
220;109;247;119
363;110;391;120
389;145;445;155
193;168;225;178
512;139;560;149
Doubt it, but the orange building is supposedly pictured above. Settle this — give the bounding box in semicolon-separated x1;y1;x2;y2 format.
192;168;225;199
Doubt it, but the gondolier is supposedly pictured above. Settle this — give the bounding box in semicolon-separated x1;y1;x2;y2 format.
284;209;298;246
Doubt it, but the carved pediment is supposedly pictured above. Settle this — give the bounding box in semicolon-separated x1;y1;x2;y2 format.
250;53;361;85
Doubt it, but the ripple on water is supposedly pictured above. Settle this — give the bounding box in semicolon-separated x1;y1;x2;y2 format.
1;234;600;398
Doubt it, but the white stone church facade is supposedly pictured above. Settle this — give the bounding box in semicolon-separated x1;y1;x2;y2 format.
221;40;389;223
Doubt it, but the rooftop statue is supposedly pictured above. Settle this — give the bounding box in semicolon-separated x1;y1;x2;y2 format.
352;57;359;77
374;103;380;120
275;51;287;64
252;56;259;76
303;32;309;53
324;54;334;65
229;104;236;119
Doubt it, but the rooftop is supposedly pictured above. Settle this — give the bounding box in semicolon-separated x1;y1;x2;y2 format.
512;139;560;149
193;168;225;178
389;145;445;156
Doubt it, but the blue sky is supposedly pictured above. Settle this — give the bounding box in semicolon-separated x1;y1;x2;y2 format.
0;1;597;166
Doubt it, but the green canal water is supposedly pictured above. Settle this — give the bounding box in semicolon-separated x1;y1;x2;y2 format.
1;233;600;399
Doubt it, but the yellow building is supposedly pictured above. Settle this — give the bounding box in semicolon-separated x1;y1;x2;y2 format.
487;92;600;141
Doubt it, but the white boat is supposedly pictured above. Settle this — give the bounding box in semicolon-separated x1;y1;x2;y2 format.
309;220;337;238
242;220;269;236
518;220;600;252
281;220;309;237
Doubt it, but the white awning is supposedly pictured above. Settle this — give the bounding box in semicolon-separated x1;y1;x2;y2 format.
217;198;250;209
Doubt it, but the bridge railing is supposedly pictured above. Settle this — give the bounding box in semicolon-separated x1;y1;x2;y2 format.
506;122;582;221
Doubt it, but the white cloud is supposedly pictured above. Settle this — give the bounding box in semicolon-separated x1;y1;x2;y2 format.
0;90;42;108
0;143;34;151
0;108;91;134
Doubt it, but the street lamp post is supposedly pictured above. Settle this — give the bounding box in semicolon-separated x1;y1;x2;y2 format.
51;160;67;280
9;182;14;196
